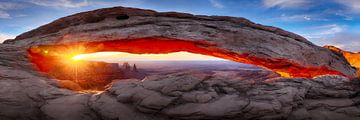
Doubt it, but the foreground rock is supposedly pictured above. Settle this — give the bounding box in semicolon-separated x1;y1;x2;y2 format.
1;59;359;120
3;6;356;77
0;45;359;119
107;74;360;120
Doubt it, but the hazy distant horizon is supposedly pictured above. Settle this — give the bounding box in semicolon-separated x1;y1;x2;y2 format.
74;51;228;62
91;59;228;63
114;60;262;70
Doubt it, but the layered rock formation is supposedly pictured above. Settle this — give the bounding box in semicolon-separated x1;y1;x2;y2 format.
1;6;360;120
4;7;356;78
325;45;360;75
1;48;360;119
107;74;360;120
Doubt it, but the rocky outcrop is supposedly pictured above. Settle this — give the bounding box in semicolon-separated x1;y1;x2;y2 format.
1;55;359;120
325;45;360;75
121;62;146;79
3;6;356;78
106;74;360;120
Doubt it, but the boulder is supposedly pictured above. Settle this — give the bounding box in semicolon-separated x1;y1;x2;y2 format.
40;94;97;120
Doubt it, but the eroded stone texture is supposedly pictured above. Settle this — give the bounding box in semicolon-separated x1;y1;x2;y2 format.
3;6;356;77
0;47;360;120
325;45;360;75
105;73;360;120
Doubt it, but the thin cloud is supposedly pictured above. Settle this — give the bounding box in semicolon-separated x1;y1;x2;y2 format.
209;0;224;8
300;24;360;52
29;0;90;8
319;32;360;52
0;33;15;43
89;0;145;7
302;24;345;39
0;2;22;19
315;24;344;35
0;11;10;18
0;2;20;10
280;14;328;21
334;10;353;20
335;0;360;13
263;0;310;8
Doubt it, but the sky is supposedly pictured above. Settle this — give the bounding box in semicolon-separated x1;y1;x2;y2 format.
0;0;360;52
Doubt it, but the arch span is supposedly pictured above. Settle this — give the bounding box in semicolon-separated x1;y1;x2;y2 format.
28;38;347;78
3;7;354;78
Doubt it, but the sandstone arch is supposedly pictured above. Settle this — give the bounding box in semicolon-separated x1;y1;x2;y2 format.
4;7;356;78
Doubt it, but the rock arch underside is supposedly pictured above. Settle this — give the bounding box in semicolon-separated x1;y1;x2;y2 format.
1;7;360;120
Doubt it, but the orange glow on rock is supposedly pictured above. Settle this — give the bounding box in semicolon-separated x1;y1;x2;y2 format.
324;45;360;77
27;38;347;91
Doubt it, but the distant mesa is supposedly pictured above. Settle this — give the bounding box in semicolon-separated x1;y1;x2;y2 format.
121;62;146;79
49;60;145;90
122;62;131;71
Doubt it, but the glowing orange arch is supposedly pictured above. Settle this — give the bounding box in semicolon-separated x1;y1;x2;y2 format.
28;38;345;78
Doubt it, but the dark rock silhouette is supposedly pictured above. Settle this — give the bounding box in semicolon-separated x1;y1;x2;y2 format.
122;62;131;71
47;61;146;90
121;62;146;80
133;64;138;72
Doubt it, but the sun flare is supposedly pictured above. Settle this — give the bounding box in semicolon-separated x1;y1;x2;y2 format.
71;55;83;61
70;51;227;62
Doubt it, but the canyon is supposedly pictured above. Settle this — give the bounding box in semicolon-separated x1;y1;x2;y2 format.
0;6;360;120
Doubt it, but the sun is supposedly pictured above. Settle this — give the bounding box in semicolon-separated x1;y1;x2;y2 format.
71;55;83;61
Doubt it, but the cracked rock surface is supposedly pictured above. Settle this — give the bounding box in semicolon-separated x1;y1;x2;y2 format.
0;44;359;120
